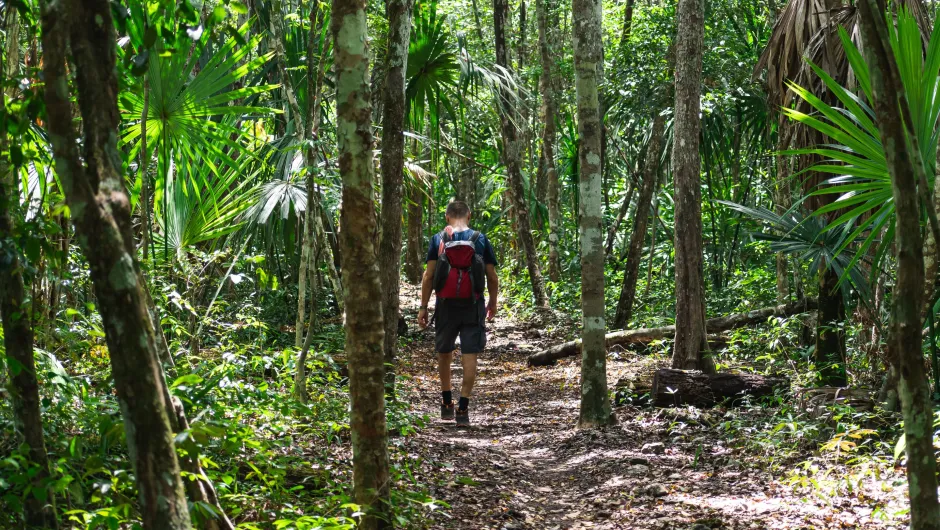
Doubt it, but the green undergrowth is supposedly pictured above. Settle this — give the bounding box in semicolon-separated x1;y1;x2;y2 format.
0;321;444;529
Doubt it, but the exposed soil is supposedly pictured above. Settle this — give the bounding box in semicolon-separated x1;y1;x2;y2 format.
397;286;909;530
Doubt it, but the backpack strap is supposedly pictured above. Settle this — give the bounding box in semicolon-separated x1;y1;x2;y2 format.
469;230;481;244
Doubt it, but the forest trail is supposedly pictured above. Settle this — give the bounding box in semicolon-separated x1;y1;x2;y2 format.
397;287;898;530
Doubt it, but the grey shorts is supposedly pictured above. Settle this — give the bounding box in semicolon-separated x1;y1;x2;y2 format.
434;299;487;354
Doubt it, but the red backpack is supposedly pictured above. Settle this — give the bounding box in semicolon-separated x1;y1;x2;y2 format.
432;229;485;300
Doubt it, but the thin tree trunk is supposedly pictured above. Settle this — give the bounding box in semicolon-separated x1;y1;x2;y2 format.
379;0;415;392
295;246;320;402
614;113;664;329
405;183;424;283
923;142;940;318
644;185;660;299
494;0;549;307
296;4;330;347
41;1;191;527
856;0;940;526
621;0;635;46
330;0;391;526
537;0;561;282
774;122;790;304
470;0;486;44
605;179;635;256
815;264;847;386
0;12;56;522
572;0;609;428
267;0;316;348
140;77;152;259
670;0;714;374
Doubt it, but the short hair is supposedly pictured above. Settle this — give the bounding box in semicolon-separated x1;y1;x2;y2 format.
445;200;471;219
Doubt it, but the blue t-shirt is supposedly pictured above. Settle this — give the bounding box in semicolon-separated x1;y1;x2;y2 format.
426;229;498;267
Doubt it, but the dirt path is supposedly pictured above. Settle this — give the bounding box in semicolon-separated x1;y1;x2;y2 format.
397;287;904;530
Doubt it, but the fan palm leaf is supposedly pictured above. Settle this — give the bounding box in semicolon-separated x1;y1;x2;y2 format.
784;8;940;278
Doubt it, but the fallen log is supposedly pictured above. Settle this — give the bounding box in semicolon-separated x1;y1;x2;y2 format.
526;298;817;366
651;368;790;407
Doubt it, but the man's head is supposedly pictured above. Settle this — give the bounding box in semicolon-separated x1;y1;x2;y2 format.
445;200;471;224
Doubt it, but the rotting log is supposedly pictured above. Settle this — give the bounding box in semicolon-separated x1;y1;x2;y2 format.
651;368;790;407
527;298;817;366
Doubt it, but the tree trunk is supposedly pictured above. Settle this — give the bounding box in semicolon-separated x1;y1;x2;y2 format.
613;113;664;329
670;0;714;374
605;180;634;257
405;183;424;284
620;0;635;46
536;0;561;282
528;298;818;366
140;77;152;259
774;123;791;304
0;13;57;522
815;265;847;386
923;141;940;318
268;0;325;348
330;0;391;526
494;0;550;307
379;0;415;392
40;1;191;527
572;0;609;428
856;1;940;526
651;369;789;408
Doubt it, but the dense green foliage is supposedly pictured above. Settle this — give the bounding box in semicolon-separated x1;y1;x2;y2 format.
2;0;940;527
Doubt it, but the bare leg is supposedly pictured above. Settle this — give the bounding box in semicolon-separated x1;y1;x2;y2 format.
438;352;453;394
461;353;478;400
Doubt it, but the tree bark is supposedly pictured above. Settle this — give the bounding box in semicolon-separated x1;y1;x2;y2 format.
856;0;940;526
330;0;391;526
815;265;847;386
620;0;635;46
536;0;561;282
528;298;818;366
613;114;664;329
405;183;424;284
494;0;550;307
140;77;152;259
605;179;634;257
378;0;415;392
651;369;789;408
40;1;191;527
572;0;609;428
670;0;714;374
774;122;790;304
0;12;57;523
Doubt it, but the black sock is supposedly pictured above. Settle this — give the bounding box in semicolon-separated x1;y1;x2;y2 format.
442;390;453;405
458;397;469;411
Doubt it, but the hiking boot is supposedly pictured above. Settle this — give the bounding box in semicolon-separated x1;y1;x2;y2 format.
441;402;455;420
455;407;470;427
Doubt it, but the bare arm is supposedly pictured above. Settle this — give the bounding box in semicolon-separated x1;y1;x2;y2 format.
485;264;498;320
418;261;436;328
421;260;436;308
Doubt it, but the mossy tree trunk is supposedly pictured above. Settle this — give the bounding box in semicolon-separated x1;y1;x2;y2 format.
0;12;57;524
536;0;561;282
494;0;549;308
670;0;715;374
572;0;610;428
330;0;392;525
856;0;940;526
613;113;663;329
40;1;191;527
379;0;415;392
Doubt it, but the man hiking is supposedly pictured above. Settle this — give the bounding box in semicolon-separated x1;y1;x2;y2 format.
417;200;498;427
